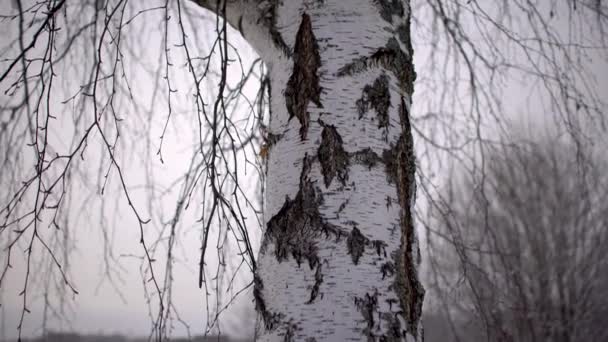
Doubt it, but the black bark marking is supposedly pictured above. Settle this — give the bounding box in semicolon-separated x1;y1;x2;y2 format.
354;290;379;339
347;226;366;264
356;74;391;139
350;147;382;169
253;273;282;331
285;13;322;140
346;224;388;266
317;120;349;187
337;198;349;218
381;312;408;342
356;290;408;341
372;239;388;257
383;98;424;335
284;323;296;342
337;38;415;96
374;0;405;23
386;195;393;209
307;263;324;304
380;261;395;279
262;155;346;268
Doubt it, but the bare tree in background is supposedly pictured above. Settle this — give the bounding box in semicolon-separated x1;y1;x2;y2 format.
425;130;608;342
0;0;607;341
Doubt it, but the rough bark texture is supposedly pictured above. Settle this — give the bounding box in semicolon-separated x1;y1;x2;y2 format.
194;0;423;340
284;13;322;140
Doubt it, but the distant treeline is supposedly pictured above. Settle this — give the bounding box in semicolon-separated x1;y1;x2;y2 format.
4;332;251;342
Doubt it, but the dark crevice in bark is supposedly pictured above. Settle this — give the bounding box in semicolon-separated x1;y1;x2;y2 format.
337;38;415;96
374;0;405;23
253;273;282;331
356;74;391;139
262;155;345;268
383;98;424;335
317;119;349;187
285;12;322;140
396;24;410;47
259;1;292;56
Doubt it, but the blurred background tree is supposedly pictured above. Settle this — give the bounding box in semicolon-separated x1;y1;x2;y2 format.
424;128;608;342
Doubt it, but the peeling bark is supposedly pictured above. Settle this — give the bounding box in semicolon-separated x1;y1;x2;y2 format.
285;13;322;140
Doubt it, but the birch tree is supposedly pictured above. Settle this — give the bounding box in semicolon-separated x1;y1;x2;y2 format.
192;1;423;340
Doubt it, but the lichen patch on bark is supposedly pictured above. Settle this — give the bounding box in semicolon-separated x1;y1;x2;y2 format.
317;120;349;187
285;12;322;140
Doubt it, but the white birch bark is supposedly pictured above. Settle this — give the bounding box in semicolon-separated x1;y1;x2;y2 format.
194;1;424;340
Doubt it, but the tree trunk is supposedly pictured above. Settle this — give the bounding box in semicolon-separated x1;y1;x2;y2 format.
194;1;424;340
